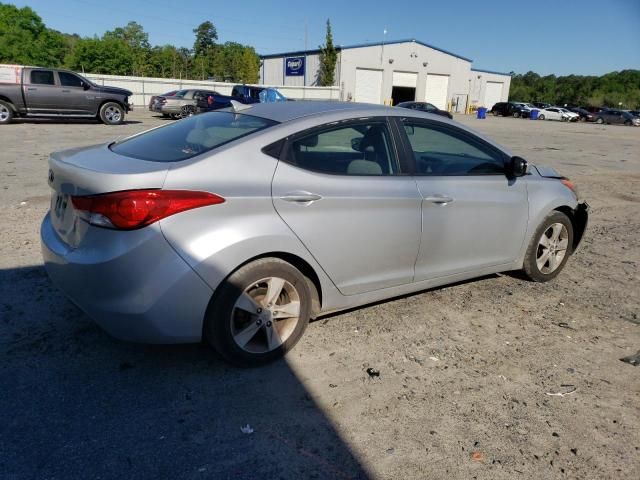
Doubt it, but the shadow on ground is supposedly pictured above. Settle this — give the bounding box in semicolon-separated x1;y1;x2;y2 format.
0;266;371;480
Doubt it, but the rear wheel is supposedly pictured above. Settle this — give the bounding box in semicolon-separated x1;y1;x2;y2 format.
538;114;545;120
99;102;124;125
595;117;604;124
180;104;196;118
522;211;574;282
513;111;521;118
204;258;312;367
493;110;500;116
0;101;14;124
624;120;632;126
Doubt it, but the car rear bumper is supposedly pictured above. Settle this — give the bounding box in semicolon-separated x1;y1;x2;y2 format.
40;213;213;344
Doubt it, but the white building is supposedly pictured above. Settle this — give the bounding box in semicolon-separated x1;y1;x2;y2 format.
260;39;511;111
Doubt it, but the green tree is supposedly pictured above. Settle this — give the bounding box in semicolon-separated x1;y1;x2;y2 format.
103;21;151;76
65;37;134;75
193;21;217;57
318;19;337;86
0;3;67;66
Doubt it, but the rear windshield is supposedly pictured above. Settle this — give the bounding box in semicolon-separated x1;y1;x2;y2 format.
110;112;277;162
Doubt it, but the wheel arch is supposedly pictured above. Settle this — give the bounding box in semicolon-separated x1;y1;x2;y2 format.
0;96;17;111
97;99;126;117
554;204;588;251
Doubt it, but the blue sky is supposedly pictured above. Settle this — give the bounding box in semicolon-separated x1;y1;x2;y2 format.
9;0;640;75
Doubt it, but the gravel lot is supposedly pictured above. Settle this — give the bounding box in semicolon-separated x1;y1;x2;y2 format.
1;111;638;479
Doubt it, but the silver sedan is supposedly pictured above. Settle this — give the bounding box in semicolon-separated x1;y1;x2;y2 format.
41;101;589;366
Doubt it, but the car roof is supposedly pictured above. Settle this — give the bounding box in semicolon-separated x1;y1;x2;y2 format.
236;101;394;123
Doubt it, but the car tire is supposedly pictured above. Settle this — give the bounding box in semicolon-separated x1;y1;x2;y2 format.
0;100;14;125
624;120;632;126
522;211;574;283
99;102;124;125
204;258;312;367
513;112;520;118
538;114;545;120
493;110;500;116
595;117;604;124
180;105;196;118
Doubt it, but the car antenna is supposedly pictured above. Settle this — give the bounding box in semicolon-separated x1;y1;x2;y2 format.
229;100;252;112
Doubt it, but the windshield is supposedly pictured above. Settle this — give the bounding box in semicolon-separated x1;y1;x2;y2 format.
110;111;278;162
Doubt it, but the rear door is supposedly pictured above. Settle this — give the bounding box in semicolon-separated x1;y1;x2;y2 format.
396;117;529;280
271;117;422;295
24;69;62;112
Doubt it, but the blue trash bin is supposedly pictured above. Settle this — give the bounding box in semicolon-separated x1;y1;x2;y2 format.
530;109;539;120
477;107;487;119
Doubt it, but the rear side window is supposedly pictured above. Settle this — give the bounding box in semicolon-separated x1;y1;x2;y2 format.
287;121;398;176
30;70;55;85
111;112;277;162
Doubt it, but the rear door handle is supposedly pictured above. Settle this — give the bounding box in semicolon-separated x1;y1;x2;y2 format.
61;89;70;93
280;191;323;203
27;87;37;91
424;194;454;204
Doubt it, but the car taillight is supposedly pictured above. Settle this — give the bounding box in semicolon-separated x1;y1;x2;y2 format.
71;190;224;230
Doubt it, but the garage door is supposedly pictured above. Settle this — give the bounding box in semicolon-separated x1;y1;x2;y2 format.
355;68;383;104
484;82;504;110
392;71;417;88
425;74;449;110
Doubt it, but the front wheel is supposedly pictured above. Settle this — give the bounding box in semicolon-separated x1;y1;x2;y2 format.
99;102;124;125
0;100;14;124
204;258;312;367
595;117;604;124
522;211;574;282
538;114;545;120
624;120;632;126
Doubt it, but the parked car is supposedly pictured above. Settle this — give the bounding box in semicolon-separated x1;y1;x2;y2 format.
595;109;640;126
41;101;589;366
490;101;529;118
0;64;132;125
568;107;596;122
537;107;578;122
148;90;178;113
151;89;220;119
196;84;267;112
532;102;552;109
629;110;640;117
396;101;453;119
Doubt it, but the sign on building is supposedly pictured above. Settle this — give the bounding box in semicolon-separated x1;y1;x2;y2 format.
285;57;305;77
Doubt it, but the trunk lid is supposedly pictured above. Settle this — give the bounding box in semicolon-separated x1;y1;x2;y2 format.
47;143;168;248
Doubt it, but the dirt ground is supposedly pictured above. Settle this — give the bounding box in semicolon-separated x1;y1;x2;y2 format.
0;111;638;480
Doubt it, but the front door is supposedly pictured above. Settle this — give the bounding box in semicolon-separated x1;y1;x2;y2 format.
56;71;94;115
397;118;529;280
272;118;422;296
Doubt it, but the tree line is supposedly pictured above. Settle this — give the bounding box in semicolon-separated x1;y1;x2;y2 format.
509;70;640;109
0;3;260;82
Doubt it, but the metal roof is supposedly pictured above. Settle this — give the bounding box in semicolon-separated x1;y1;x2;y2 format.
260;39;472;62
471;68;512;77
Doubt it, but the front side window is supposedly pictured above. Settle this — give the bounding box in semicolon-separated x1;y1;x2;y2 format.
111;112;277;162
288;121;398;176
30;70;54;85
402;121;505;176
58;72;83;88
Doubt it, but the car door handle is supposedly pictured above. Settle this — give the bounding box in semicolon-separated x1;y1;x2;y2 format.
280;192;323;203
27;87;37;91
61;89;70;93
424;195;454;204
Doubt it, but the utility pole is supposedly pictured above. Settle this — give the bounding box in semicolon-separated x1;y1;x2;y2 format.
381;28;387;64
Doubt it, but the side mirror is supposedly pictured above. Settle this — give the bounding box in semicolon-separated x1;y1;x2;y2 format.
351;137;363;152
509;156;528;177
82;82;90;90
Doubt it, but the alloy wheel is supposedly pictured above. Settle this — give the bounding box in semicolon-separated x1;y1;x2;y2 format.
536;223;569;274
230;277;301;353
0;104;9;122
104;106;122;123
